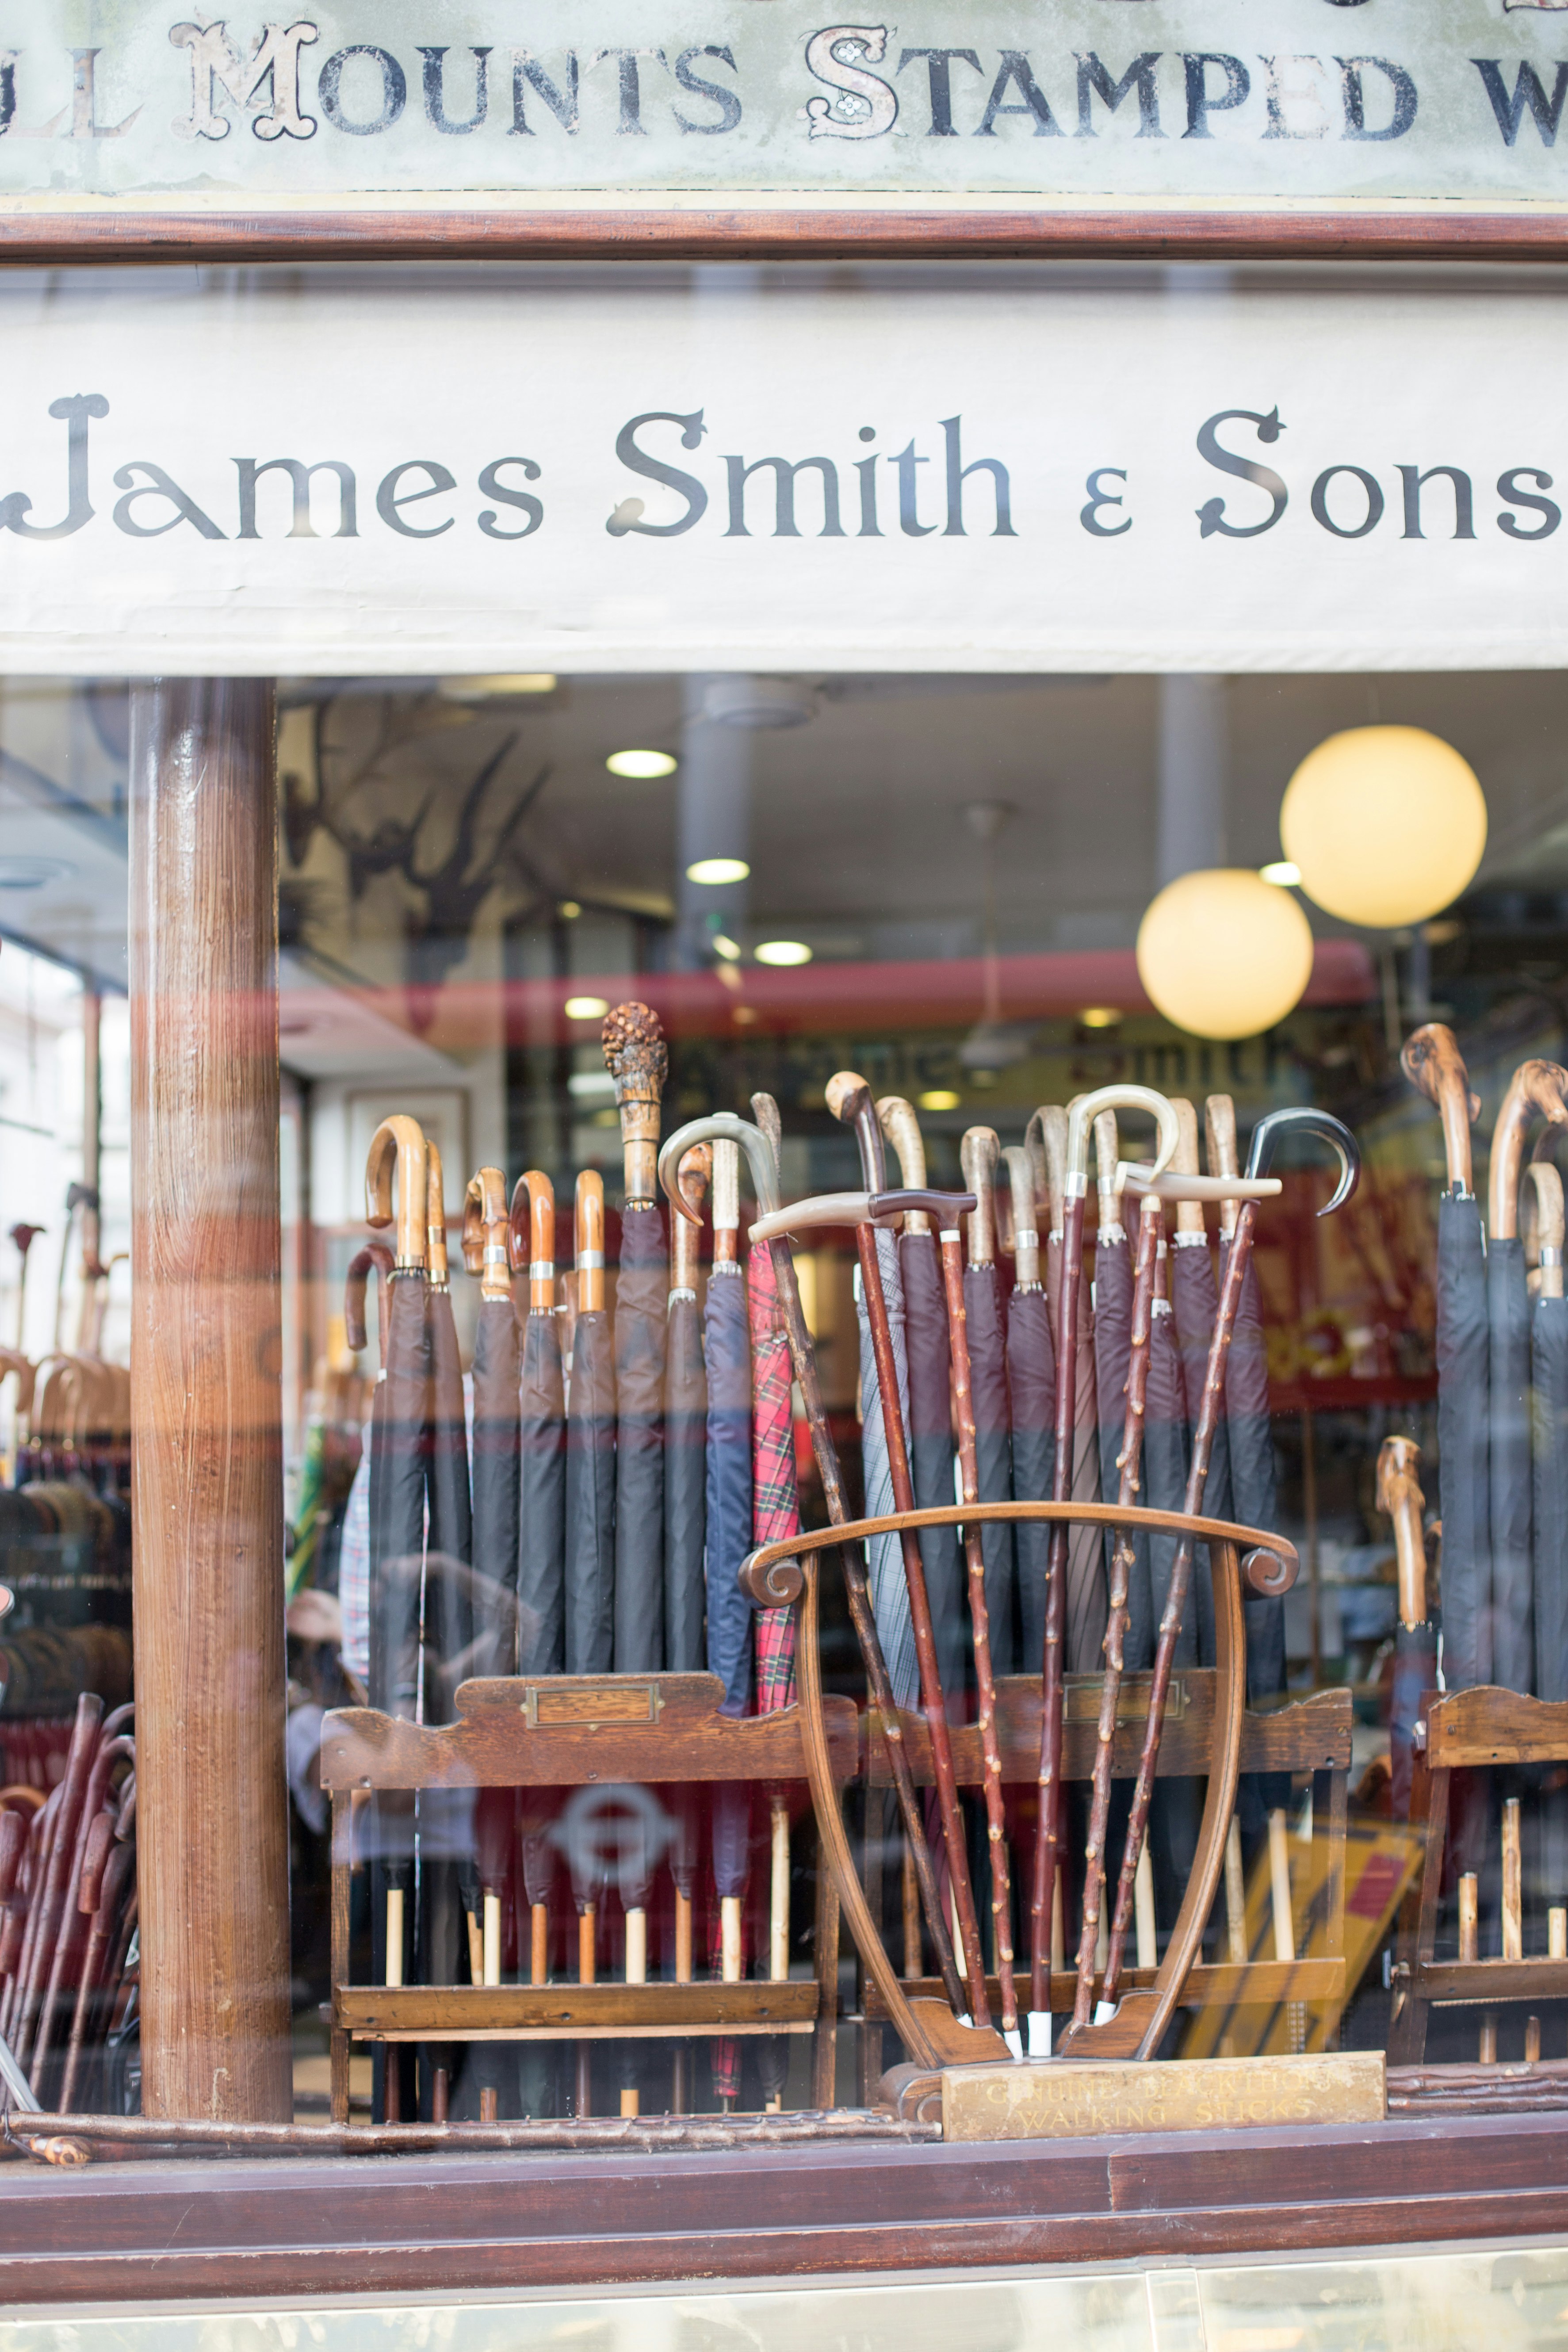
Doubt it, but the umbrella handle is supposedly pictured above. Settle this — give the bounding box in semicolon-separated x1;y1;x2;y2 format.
575;1171;605;1313
1205;1094;1241;1239
344;1243;394;1362
1526;1160;1566;1299
669;1146;711;1294
425;1142;450;1285
876;1097;930;1234
462;1169;510;1299
1169;1098;1207;1238
960;1127;1000;1268
510;1173;555;1314
602;1001;668;1207
999;1147;1041;1288
1402;1022;1480;1198
1378;1434;1430;1630
826;1071;887;1191
365;1117;428;1270
1491;1059;1568;1239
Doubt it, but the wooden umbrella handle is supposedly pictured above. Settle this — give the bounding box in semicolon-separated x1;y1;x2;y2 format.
877;1097;930;1234
1401;1022;1480;1199
344;1243;395;1361
365;1117;428;1271
1205;1094;1240;1239
1526;1160;1566;1300
462;1169;511;1300
960;1128;999;1268
426;1142;450;1287
669;1146;711;1293
575;1171;605;1312
1491;1059;1568;1240
1378;1434;1429;1630
602;1001;668;1208
510;1172;556;1315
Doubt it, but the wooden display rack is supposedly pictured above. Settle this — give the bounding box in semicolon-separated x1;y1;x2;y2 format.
860;1671;1353;2075
319;1673;856;2124
1390;1687;1568;2064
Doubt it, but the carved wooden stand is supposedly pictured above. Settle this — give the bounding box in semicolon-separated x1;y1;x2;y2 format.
319;1674;853;2124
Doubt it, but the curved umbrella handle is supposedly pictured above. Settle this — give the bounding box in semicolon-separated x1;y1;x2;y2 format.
510;1172;555;1314
826;1071;887;1192
365;1117;428;1271
876;1098;929;1232
462;1168;511;1298
669;1144;712;1294
1064;1086;1180;1202
1491;1060;1568;1240
1402;1023;1481;1199
1526;1160;1566;1299
960;1128;1000;1268
1000;1148;1041;1288
658;1113;782;1222
345;1242;395;1364
1246;1106;1360;1214
575;1170;605;1313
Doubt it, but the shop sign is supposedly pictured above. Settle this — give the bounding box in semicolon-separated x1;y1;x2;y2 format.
7;3;1568;212
0;268;1565;674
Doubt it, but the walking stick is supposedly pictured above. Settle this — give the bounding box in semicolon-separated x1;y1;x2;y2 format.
1078;1110;1356;2047
662;1117;994;2061
1489;1060;1568;1694
604;1002;669;1673
1001;1144;1054;1685
1028;1086;1178;2058
1071;1189;1161;2031
937;1210;1022;2052
960;1127;1017;1675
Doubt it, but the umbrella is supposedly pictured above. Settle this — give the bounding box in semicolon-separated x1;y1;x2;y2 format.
511;1173;566;1676
1027;1085;1178;2056
1528;1157;1568;1706
1488;1061;1568;1694
1166;1099;1225;1668
704;1139;754;1716
960;1128;1016;1678
750;1090;798;1717
1090;1113;1357;2029
664;1144;711;1675
1000;1146;1054;1686
363;1116;430;2123
1090;1110;1154;1675
603;1002;669;1674
1072;1189;1161;2034
1401;1024;1490;1690
1379;1434;1435;1820
660;1113;968;2021
938;1214;1022;2050
1206;1096;1285;1711
878;1097;965;1701
1032;1106;1107;1674
762;1111;994;2033
829;1073;917;1710
463;1169;520;1680
564;1170;616;1675
710;1781;751;2109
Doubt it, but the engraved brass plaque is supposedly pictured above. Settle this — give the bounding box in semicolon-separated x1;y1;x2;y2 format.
941;2052;1385;2142
524;1682;663;1727
1065;1676;1187;1725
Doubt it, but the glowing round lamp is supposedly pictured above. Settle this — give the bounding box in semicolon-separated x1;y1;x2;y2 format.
1136;868;1315;1041
1280;726;1486;928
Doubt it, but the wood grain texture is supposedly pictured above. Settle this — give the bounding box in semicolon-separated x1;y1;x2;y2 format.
866;1958;1345;2018
1426;1685;1568;1769
336;1983;818;2035
6;204;1568;266
129;679;291;2125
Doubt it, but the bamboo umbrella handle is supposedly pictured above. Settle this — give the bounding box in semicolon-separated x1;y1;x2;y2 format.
1526;1161;1566;1300
1402;1023;1481;1199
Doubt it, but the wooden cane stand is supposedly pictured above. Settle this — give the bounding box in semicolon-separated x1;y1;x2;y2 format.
320;1674;854;2125
1389;1686;1568;2065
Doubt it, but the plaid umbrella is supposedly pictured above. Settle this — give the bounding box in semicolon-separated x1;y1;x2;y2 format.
750;1239;799;1712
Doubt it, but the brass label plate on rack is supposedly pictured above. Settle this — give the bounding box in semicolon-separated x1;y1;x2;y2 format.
523;1682;665;1728
1065;1677;1187;1725
943;2051;1384;2142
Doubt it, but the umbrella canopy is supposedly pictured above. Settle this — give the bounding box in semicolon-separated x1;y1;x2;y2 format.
961;1128;1016;1679
1034;1105;1107;1674
363;1117;431;1721
1488;1061;1568;1694
603;1003;669;1675
423;1142;474;1718
344;1238;394;1681
564;1170;616;1676
512;1173;566;1677
1529;1159;1568;1704
664;1144;711;1676
1146;1239;1195;1670
879;1097;966;1703
704;1140;753;1715
1402;1024;1491;1691
1090;1111;1153;1673
463;1168;520;1681
1207;1096;1285;1708
1000;1145;1055;1682
1165;1099;1224;1669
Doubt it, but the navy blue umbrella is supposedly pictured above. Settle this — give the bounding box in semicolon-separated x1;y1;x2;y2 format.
463;1169;520;1681
961;1128;1016;1678
564;1171;616;1676
512;1173;566;1676
603;1004;669;1674
664;1145;711;1675
1488;1062;1568;1694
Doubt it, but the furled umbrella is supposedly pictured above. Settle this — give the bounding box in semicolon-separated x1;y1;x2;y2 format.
703;1135;753;2106
1401;1024;1489;1691
878;1096;965;1702
1000;1147;1054;1683
511;1172;566;1676
1032;1105;1106;1675
1091;1111;1153;1675
1028;1086;1178;2059
1086;1113;1356;2041
463;1168;520;1680
1206;1096;1285;1711
664;1144;711;1676
829;1073;916;1709
1488;1060;1568;1694
960;1128;1016;1677
564;1170;616;1676
363;1117;430;2124
603;1002;669;1674
1528;1155;1568;1708
344;1237;395;1682
1165;1099;1225;1668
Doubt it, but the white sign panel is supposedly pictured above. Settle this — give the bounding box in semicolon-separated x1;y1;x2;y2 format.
0;266;1564;674
6;3;1568;208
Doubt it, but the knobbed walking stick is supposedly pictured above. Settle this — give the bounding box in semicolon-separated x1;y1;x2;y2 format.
1028;1086;1178;2057
1078;1109;1357;2047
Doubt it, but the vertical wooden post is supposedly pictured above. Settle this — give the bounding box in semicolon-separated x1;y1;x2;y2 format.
130;678;291;2124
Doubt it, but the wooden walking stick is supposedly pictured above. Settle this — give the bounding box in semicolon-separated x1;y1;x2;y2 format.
938;1211;1022;2052
1078;1109;1357;2050
1028;1086;1178;2058
1073;1189;1161;2032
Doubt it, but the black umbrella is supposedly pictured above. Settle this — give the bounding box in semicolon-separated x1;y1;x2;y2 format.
564;1170;616;1675
1402;1025;1490;1692
960;1128;1016;1678
664;1144;711;1676
463;1169;520;1681
1000;1145;1055;1685
1090;1110;1153;1674
878;1097;965;1702
1206;1096;1285;1710
1165;1099;1224;1669
1488;1061;1568;1694
511;1172;566;1677
1529;1157;1568;1705
363;1116;430;2125
603;1003;669;1674
1033;1105;1107;1675
705;1139;753;1715
344;1235;394;1659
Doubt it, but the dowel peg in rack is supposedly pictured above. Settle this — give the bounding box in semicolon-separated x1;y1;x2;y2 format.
483;1891;502;1988
531;1901;549;1987
1527;2014;1542;2067
575;2047;593;2119
479;2087;498;2124
1552;1907;1568;1960
620;2087;640;2118
770;1800;790;1984
1268;1809;1295;1966
1503;1798;1523;1963
1459;1872;1480;1965
579;1905;597;1986
674;1887;693;1984
625;1907;647;1986
1480;2012;1499;2066
721;1895;744;1984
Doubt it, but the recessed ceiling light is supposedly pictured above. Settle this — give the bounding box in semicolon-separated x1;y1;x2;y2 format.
918;1089;961;1112
607;748;677;780
687;857;750;886
1079;1006;1122;1029
559;900;581;920
1260;860;1302;887
440;673;557;699
754;939;812;967
564;994;609;1020
712;934;742;962
567;1071;616;1098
